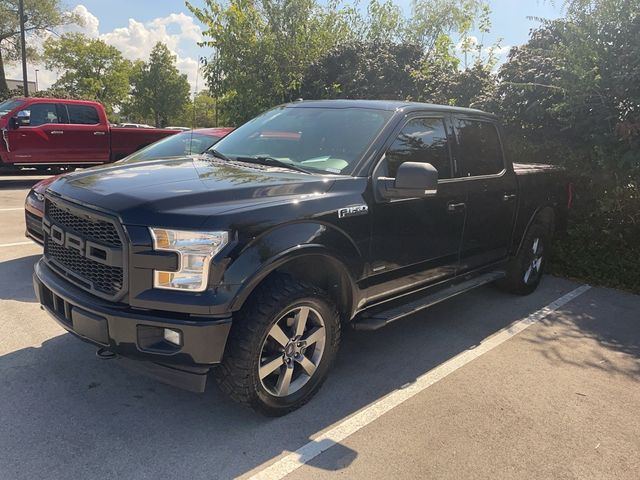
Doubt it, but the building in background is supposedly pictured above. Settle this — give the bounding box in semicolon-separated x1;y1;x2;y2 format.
6;79;37;93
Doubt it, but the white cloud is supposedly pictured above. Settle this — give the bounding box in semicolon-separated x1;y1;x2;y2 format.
64;4;100;38
99;11;204;90
6;5;205;93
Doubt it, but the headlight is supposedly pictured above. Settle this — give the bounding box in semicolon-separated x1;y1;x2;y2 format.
149;228;229;292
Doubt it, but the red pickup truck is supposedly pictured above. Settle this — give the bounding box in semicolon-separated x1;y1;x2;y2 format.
0;97;178;170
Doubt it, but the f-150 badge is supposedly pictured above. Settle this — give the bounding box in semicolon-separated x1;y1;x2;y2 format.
338;205;368;218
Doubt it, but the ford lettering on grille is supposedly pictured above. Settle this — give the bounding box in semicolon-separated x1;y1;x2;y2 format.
44;223;122;267
43;198;125;299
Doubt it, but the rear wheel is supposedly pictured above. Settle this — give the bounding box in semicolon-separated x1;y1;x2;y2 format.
498;222;550;295
214;274;340;416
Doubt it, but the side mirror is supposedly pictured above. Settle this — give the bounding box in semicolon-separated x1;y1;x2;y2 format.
378;162;439;200
14;110;30;127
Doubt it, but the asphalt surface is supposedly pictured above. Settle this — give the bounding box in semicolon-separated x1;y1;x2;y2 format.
1;174;638;480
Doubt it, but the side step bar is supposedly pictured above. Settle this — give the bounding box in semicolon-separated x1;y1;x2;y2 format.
352;271;505;331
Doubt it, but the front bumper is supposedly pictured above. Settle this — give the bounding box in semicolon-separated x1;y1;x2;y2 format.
33;259;232;392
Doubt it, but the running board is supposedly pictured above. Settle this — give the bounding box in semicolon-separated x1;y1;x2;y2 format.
352;271;505;331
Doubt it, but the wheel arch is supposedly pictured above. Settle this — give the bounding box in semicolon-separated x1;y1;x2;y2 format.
514;205;556;257
225;222;362;321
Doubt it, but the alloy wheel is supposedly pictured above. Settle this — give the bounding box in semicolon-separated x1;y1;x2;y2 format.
524;237;544;285
258;306;326;397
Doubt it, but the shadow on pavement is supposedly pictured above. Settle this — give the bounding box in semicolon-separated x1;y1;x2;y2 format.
0;277;585;480
0;254;40;302
526;287;640;380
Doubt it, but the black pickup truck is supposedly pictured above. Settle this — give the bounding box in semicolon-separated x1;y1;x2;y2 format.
33;100;569;415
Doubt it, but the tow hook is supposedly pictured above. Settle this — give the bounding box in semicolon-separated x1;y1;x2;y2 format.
96;347;117;360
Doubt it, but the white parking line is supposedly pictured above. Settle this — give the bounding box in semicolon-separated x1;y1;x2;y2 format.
0;241;35;248
248;284;592;480
0;208;23;211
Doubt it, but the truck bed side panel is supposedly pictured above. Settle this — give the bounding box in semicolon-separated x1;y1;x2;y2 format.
511;163;568;253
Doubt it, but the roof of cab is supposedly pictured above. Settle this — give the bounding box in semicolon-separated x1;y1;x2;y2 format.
285;99;496;118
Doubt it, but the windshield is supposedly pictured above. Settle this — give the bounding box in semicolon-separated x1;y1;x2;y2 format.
119;132;220;163
212;106;393;174
0;99;25;118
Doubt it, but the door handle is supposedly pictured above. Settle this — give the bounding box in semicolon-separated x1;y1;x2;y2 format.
447;202;466;213
49;130;64;135
502;193;517;201
93;131;106;136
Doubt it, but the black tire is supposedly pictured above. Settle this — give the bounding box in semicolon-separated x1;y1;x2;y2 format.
497;222;550;295
214;273;341;416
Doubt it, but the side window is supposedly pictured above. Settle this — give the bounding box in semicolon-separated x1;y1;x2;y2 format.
67;104;100;125
21;103;60;127
455;119;504;176
385;118;451;179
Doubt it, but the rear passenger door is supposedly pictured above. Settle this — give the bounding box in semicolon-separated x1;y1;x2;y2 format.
60;103;110;164
454;117;517;271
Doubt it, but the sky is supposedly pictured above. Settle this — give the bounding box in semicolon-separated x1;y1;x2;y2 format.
6;0;564;94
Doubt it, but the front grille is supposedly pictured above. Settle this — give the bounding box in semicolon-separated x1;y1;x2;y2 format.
47;201;122;247
46;238;124;296
44;198;126;299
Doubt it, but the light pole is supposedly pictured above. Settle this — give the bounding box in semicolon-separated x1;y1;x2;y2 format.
18;0;29;96
35;69;39;92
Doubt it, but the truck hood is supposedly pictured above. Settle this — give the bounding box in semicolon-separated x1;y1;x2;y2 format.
47;156;337;228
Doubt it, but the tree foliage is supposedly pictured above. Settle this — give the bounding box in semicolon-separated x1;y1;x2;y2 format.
497;0;640;291
187;0;355;124
0;0;79;95
174;91;225;128
43;33;132;114
189;0;492;124
126;42;191;127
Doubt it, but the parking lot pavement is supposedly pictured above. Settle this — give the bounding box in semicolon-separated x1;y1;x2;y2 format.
1;178;639;480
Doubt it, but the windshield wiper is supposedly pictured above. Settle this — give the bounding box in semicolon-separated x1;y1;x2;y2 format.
205;149;232;162
234;156;313;174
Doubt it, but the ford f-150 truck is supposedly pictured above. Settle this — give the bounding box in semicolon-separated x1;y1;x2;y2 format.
32;100;570;416
0;97;178;170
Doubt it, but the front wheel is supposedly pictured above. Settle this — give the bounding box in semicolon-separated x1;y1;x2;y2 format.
497;223;550;295
214;274;340;416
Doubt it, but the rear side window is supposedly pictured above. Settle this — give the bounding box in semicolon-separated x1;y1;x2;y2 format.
67;104;100;125
455;119;504;176
385;117;452;179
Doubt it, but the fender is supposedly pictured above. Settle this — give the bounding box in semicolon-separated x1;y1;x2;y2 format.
222;222;363;313
513;204;556;257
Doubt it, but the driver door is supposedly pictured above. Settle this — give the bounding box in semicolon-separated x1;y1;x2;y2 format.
6;103;68;165
365;115;467;302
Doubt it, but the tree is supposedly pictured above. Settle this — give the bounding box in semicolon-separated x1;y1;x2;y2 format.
128;42;191;127
301;41;424;100
187;0;354;124
43;33;132;114
0;0;78;96
174;91;224;128
497;0;640;291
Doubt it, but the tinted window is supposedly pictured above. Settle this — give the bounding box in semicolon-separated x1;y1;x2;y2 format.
385;118;451;179
455;119;503;176
22;103;60;126
67;104;100;124
213;106;393;174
